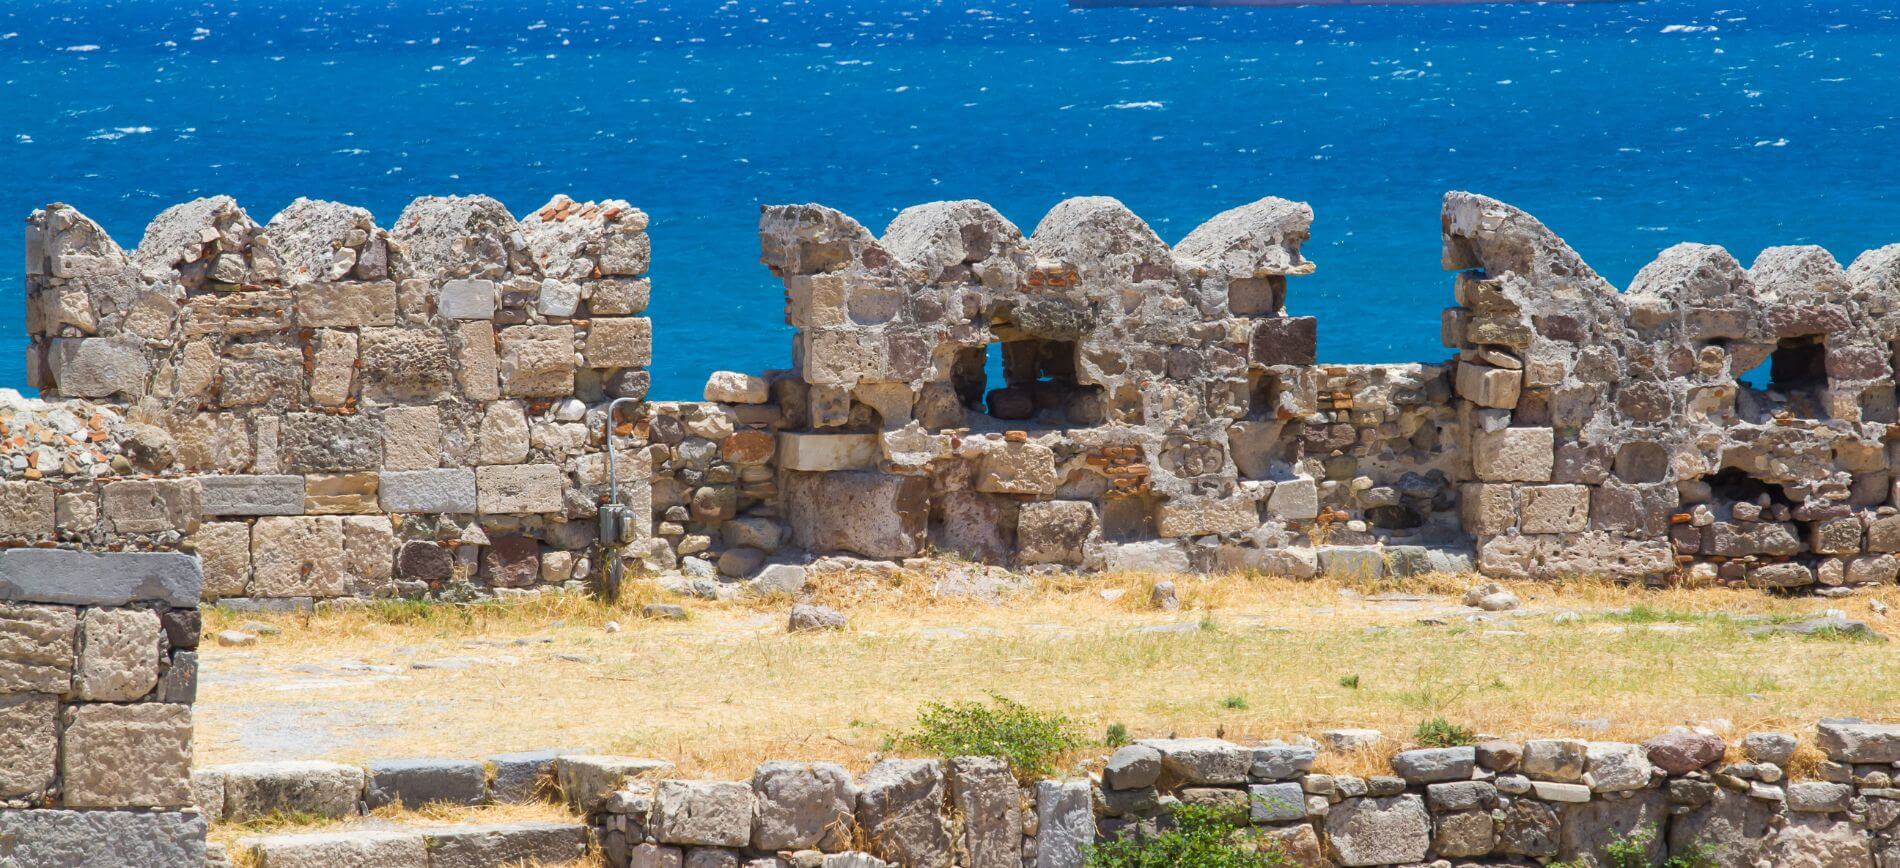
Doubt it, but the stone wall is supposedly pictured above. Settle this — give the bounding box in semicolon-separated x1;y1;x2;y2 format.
23;194;653;604
20;190;1900;595
0;543;206;865
578;720;1900;867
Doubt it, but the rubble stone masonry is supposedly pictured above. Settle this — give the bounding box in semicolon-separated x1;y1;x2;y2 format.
16;190;1900;598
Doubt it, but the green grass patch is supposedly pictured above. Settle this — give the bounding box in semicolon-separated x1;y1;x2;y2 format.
896;694;1085;779
1085;802;1288;867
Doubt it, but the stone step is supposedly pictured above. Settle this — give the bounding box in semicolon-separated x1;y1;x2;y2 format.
239;820;589;868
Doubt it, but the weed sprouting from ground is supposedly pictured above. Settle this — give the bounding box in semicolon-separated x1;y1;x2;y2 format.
1085;802;1288;867
1412;717;1478;748
896;694;1085;779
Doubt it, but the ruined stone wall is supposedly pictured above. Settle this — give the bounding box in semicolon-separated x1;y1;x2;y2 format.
21;190;1900;595
23;194;654;603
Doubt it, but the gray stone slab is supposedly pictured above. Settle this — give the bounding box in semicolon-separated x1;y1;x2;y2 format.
212;597;315;614
0;808;206;867
364;757;487;809
421;822;589;868
0;549;202;607
199;475;306;516
484;749;574;804
379;468;478;514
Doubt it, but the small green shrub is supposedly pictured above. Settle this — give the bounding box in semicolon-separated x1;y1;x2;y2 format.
1220;695;1249;710
1412;717;1477;748
1338;674;1360;690
1549;825;1721;868
1105;723;1130;747
898;694;1084;778
1084;802;1288;867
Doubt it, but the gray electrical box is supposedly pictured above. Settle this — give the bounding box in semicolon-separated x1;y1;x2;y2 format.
599;504;636;546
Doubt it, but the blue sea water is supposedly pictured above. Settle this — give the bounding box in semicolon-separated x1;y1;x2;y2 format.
3;0;1898;399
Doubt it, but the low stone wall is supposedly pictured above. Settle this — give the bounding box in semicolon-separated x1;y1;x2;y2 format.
0;548;206;866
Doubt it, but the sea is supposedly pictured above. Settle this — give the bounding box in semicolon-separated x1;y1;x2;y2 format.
3;0;1898;399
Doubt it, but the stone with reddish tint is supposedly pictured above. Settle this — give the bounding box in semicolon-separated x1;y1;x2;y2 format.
483;536;540;588
1643;732;1726;775
397;541;455;581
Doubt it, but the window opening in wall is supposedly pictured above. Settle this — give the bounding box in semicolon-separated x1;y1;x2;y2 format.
1738;336;1828;419
954;317;1101;424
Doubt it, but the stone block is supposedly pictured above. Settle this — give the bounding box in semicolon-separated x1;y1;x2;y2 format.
421;822;590;868
1016;500;1097;566
1265;476;1319;521
73;606;162;701
1251;744;1316;781
282;412;382;473
1816;720;1900;763
0;603;75;694
200;475;306;516
1390;747;1475;784
1433;810;1495;859
454;321;501;401
552;755;674;813
1324;794;1431;867
308;329;358;405
380;469;478;514
498;324;575;397
1455;361;1522;408
591;277;650;315
250;516;348;598
1156;493;1258;538
476;464;566;514
652;779;754;847
478;401;531;465
484;749;564;804
217;342;301;407
784;471;927;559
1519;484;1589;533
1472;427;1554;483
158;649;198;703
101;478;202;534
438;278;497;320
947;756;1019;868
856;759;951;868
0;549;202;607
1458;483;1517;536
304;472;380;515
778;432;879;472
242;830;427;868
173;412;255;473
750;762;856;851
1522;739;1588;782
60;701;194;807
975;442;1059;495
380;405;443;471
705;371;770;404
0;809;205;868
48;335;150;398
1138;738;1252;786
1034;779;1092;868
1320;545;1385;580
585;317;653;368
0;481;55;535
397;541;456;581
359;327;454;401
1249;782;1306;823
193;769;226;820
1585;741;1652;793
219;759;366;821
195;521;253;598
1250;316;1318;367
295;281;398;327
483;535;540;588
364;758;487;810
0;694;57;798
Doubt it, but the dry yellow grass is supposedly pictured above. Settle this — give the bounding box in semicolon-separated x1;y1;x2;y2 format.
197;567;1900;781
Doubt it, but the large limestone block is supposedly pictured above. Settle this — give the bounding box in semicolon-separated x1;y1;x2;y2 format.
498;324;576;397
778;432;879;472
0;481;55;535
420;822;590;868
591;277;650;315
1455;361;1523;409
60;702;193;807
856;759;951;868
363;758;487;810
551;755;674;813
584;317;653;368
0;694;57;798
1584;741;1652;793
0;809;205;868
359;327;454;401
751;761;855;851
705;371;770;404
1324;794;1431;866
785;471;927;559
200;475;305;516
380;405;443;471
1137;738;1252;786
947;756;1020;868
101;478;202;534
0;603;75;694
975;442;1059;495
454;321;501;401
438;278;497;320
250;516;348;597
1816;720;1900;763
1519;484;1590;533
0;549;202;607
379;469;478;514
1016;500;1097;566
303;472;380;515
194;521;253;598
1156;493;1259;538
219;760;366;821
308;329;358;405
282;412;383;474
48;335;151;398
1458;483;1517;536
242;830;428;868
296;281;397;327
1473;427;1554;483
478;401;532;465
1265;476;1319;520
73;606;162;700
651;779;755;847
342;516;395;586
476;464;566;514
1034;779;1092;868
